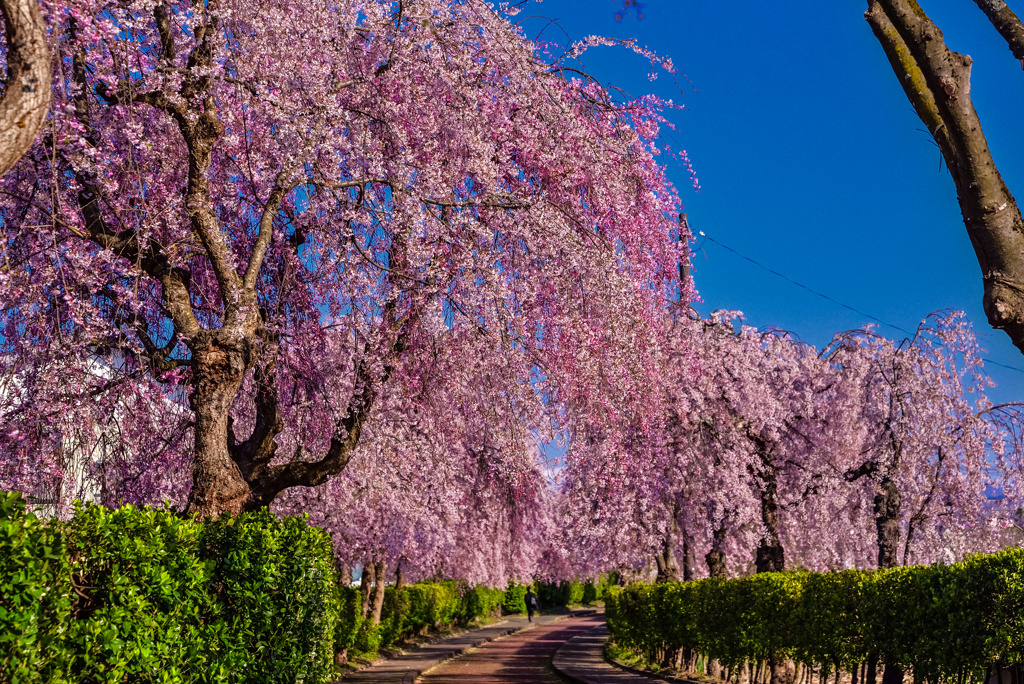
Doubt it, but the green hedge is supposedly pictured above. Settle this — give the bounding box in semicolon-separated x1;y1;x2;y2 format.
0;493;72;684
537;580;582;606
503;580;530;614
335;585;364;654
462;584;506;621
537;575;613;608
341;580;508;657
606;549;1024;682
380;581;460;645
0;493;339;684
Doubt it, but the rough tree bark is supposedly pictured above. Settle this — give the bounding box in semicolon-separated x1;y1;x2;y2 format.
337;559;354;588
752;438;786;573
395;558;405;592
874;477;902;570
370;559;387;626
360;562;375;619
681;528;697;581
0;0;50;175
655;503;681;583
705;525;728;578
972;0;1024;67
866;0;1024;356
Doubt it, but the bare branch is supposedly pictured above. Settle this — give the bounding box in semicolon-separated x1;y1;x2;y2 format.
243;171;290;290
972;0;1024;68
866;0;1024;355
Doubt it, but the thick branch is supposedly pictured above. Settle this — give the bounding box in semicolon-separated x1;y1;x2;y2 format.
972;0;1024;67
120;4;243;315
243;171;289;290
845;459;879;482
245;286;418;509
154;4;176;61
0;0;51;175
231;350;283;478
867;0;1024;355
68;47;200;337
245;356;384;508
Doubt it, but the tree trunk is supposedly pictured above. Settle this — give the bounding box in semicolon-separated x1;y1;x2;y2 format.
337;559;353;588
874;477;903;684
874;477;902;569
866;0;1024;356
0;0;51;176
682;531;697;581
753;439;785;574
185;335;251;517
706;525;728;578
370;559;387;626
880;663;904;684
655;506;681;583
181;322;388;517
755;463;785;573
395;559;405;592
360;562;375;619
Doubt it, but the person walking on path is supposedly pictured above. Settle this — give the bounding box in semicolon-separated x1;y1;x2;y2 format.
525;587;539;622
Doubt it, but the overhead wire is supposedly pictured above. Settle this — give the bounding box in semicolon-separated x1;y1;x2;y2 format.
695;230;1024;375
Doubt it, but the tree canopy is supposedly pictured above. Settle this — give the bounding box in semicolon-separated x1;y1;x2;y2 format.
0;0;687;516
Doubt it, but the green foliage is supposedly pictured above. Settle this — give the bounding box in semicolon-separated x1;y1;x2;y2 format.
461;584;505;621
62;502;222;684
379;581;459;646
537;574;613;607
605;549;1024;681
354;621;382;654
0;492;73;684
201;509;339;684
503;580;530;614
344;580;509;659
334;585;364;653
537;580;581;606
0;494;338;684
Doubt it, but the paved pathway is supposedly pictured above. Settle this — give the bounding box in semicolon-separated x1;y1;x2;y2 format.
419;613;605;684
340;610;671;684
553;624;673;684
339;613;575;684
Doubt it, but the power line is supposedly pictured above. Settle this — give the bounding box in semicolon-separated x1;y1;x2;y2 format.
696;230;1024;375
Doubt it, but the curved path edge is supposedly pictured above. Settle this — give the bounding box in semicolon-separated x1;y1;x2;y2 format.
552;624;699;684
339;610;596;684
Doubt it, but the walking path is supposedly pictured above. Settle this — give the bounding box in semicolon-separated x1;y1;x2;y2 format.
419;613;604;684
552;623;673;684
340;609;671;684
338;612;580;684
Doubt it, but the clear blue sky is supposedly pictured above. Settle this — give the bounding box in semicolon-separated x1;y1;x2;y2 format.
517;0;1024;405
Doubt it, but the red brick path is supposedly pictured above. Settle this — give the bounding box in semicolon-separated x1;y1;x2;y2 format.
418;613;605;683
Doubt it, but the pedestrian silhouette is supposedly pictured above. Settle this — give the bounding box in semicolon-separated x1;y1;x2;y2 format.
524;588;539;622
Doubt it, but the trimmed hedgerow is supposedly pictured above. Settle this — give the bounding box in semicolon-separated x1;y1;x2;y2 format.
334;585;364;655
502;580;530;614
62;502;223;684
537;574;613;608
0;493;339;684
0;492;73;684
606;549;1024;682
461;584;506;622
342;580;508;658
374;580;506;651
200;509;339;684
